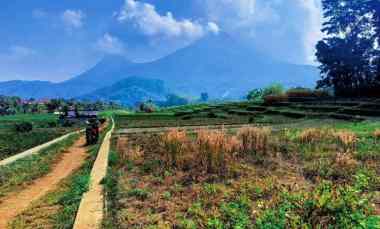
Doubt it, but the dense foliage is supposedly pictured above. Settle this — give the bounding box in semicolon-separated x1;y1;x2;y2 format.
316;0;380;97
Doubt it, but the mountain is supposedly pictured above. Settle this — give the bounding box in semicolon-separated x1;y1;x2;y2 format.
0;33;319;100
79;77;168;107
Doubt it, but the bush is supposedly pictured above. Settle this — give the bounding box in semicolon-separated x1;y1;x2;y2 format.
47;121;58;128
286;87;315;98
247;84;284;102
262;83;284;97
263;94;288;105
14;122;33;133
61;119;74;127
247;89;263;102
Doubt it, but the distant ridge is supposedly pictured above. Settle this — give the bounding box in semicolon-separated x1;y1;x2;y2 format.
0;33;319;100
79;77;168;107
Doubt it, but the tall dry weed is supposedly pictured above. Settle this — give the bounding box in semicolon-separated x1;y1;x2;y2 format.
334;130;357;153
160;129;189;167
298;128;333;144
116;136;129;162
237;127;271;156
195;129;239;175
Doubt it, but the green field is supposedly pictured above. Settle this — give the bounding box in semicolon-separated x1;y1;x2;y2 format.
0;114;80;160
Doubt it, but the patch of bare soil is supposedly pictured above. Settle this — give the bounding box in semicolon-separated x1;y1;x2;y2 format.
0;135;88;228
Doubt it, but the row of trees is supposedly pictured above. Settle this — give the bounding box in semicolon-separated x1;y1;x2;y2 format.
316;0;380;97
0;95;122;116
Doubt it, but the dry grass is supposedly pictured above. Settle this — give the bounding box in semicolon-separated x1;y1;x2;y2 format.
194;129;239;175
334;130;357;152
373;129;380;140
297;128;333;144
333;152;359;172
159;129;189;168
237;127;271;156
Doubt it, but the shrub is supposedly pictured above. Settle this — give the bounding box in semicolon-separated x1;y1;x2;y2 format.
286;87;315;98
47;121;58;128
262;83;284;97
14;122;33;133
61;119;74;127
237;127;271;157
263;94;288;105
247;88;263;102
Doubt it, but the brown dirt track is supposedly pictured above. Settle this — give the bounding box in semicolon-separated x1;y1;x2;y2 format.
0;135;88;228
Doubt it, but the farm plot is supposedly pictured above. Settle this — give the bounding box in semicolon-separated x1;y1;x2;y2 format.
0;114;81;160
104;119;380;228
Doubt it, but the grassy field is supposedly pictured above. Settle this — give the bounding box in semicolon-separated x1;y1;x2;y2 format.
105;100;380;228
0;114;81;160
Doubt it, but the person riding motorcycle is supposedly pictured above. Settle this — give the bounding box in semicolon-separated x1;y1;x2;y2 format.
85;118;99;145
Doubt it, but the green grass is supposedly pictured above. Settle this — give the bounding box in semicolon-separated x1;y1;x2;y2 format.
0;113;81;160
0;113;57;123
0;133;79;197
0;128;72;160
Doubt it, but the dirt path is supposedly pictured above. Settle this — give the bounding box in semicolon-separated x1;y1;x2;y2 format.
0;135;88;228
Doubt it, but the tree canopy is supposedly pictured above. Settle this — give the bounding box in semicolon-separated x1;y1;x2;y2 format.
316;0;380;97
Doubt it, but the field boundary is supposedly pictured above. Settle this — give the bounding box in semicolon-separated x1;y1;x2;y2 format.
0;129;84;167
73;118;114;229
116;124;260;135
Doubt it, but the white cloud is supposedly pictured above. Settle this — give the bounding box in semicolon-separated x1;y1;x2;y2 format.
297;0;323;63
202;0;323;64
62;10;85;30
0;45;36;61
118;0;218;41
207;22;220;34
96;33;126;55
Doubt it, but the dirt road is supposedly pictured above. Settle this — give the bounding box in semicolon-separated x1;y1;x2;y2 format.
0;135;88;228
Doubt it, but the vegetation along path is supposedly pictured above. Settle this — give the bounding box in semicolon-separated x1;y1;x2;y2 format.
0;134;89;228
73;118;114;229
0;129;83;167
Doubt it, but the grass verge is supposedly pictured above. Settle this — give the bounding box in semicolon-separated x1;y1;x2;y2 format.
0;133;79;197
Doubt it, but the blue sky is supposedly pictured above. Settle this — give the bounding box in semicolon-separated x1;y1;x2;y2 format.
0;0;322;82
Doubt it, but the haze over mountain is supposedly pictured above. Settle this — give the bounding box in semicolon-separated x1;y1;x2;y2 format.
0;34;319;100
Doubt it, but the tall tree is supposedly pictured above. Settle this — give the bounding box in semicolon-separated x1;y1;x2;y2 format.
317;0;379;97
